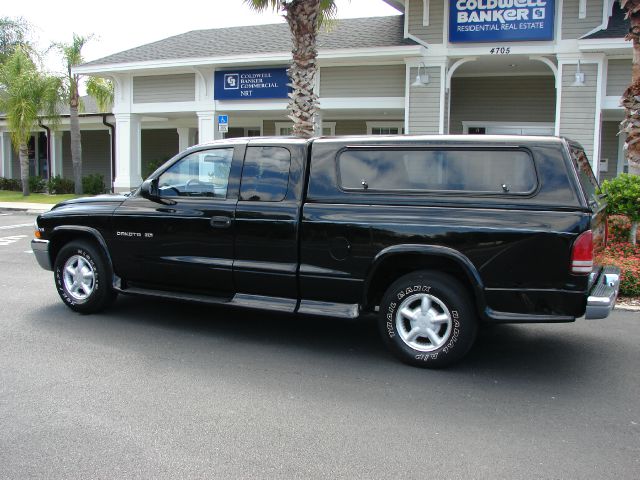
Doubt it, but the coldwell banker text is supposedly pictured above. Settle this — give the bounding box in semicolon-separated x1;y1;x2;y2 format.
237;73;279;97
456;0;547;24
450;0;554;42
215;68;289;100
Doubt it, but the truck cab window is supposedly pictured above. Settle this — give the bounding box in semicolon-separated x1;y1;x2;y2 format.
240;146;291;201
158;148;233;198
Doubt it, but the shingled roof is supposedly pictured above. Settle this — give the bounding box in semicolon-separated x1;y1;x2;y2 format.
81;15;413;67
583;1;629;39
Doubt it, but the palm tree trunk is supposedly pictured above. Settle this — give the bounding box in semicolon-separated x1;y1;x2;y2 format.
19;142;29;196
283;0;321;138
70;98;83;194
621;0;640;175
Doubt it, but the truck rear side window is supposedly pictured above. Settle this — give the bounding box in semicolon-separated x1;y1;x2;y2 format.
338;149;537;194
568;146;600;205
240;146;291;202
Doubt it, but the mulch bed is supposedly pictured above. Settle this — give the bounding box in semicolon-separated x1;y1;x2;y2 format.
617;297;640;309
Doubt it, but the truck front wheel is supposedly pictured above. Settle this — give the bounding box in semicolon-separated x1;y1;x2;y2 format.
378;271;477;368
54;240;117;313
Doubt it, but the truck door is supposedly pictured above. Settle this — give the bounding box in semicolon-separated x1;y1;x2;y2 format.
110;145;244;296
233;142;306;299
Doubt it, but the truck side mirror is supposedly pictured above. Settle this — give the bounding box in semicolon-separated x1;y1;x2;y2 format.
139;178;159;199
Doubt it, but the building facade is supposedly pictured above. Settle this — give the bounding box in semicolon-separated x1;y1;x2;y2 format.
0;0;632;191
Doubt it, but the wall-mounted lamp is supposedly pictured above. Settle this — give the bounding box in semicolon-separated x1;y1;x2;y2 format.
572;60;586;87
412;63;429;87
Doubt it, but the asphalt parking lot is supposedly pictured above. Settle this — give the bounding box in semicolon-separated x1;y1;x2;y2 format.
0;211;638;479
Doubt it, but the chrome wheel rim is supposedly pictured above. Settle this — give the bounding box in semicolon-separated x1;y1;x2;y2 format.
63;255;95;301
395;293;453;352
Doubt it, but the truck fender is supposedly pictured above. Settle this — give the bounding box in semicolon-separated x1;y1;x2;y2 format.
50;226;115;276
363;244;486;310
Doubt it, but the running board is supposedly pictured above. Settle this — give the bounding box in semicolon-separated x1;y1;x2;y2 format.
116;285;359;318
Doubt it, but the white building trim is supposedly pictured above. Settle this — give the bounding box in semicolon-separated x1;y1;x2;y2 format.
320;97;405;110
439;63;446;134
529;55;560;88
554;62;563;136
74;46;425;76
423;0;430;26
578;0;587;19
581;0;618;39
446;58;477;91
1;131;12;179
404;63;411;134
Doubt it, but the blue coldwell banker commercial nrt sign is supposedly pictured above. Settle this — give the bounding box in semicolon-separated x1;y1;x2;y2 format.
450;0;555;43
214;68;289;100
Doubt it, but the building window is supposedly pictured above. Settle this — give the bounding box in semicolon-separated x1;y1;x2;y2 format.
322;122;336;136
367;122;405;135
275;122;293;136
276;122;335;136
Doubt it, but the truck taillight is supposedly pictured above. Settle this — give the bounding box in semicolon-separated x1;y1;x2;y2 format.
571;230;593;274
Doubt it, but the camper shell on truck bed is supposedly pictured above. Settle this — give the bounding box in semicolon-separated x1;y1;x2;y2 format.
32;135;620;367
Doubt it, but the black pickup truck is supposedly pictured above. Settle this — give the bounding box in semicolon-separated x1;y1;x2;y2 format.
32;135;620;367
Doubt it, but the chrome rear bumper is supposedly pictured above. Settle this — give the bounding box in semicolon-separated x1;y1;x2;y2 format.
585;266;620;320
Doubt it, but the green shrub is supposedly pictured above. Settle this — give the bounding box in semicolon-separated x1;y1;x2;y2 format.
82;174;105;195
601;174;640;244
47;175;75;194
0;177;21;191
143;155;171;179
28;176;46;193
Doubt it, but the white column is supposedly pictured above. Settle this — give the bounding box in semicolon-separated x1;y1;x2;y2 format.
197;111;216;144
50;130;64;178
113;113;142;192
188;128;198;147
1;131;12;178
314;111;323;136
177;127;190;152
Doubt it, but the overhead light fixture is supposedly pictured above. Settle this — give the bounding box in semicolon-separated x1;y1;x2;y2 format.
412;62;429;87
572;60;586;87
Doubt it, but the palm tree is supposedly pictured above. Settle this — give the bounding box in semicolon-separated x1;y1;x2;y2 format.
86;76;114;112
0;17;31;64
56;33;92;194
620;0;640;175
0;47;61;196
245;0;337;138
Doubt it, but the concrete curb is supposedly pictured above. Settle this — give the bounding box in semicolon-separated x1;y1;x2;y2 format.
616;304;640;312
0;203;54;215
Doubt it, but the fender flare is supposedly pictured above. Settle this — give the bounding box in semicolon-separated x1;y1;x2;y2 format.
50;226;115;275
363;244;486;309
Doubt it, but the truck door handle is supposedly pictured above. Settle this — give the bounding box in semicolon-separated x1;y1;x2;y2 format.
210;216;232;228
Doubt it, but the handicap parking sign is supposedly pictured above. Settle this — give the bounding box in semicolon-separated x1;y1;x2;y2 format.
224;74;239;90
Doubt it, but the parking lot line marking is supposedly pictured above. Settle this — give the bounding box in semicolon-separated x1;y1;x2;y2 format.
0;223;32;230
0;235;28;246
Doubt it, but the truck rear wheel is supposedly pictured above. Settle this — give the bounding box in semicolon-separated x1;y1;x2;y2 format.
378;271;477;368
54;240;117;313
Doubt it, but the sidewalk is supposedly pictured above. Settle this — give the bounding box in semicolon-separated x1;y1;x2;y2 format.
0;202;55;215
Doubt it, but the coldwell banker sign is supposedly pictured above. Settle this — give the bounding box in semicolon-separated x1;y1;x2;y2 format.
450;0;555;43
214;68;289;100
